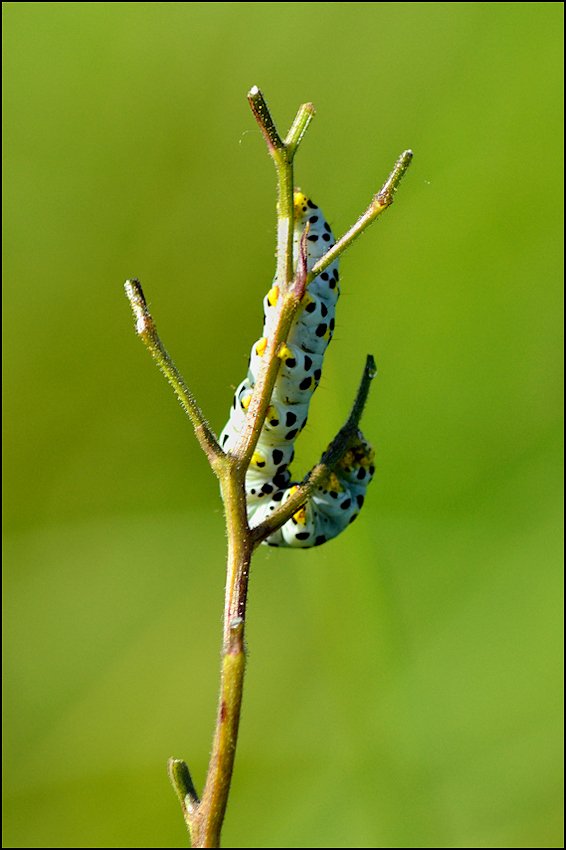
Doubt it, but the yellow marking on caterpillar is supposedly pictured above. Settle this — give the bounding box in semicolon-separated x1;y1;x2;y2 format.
266;405;279;425
293;190;310;220
319;471;344;493
241;395;251;411
277;343;293;362
256;337;267;357
251;450;266;469
300;291;315;311
338;440;375;472
361;446;375;466
268;286;279;307
327;472;343;492
289;485;307;524
338;448;355;472
352;441;375;466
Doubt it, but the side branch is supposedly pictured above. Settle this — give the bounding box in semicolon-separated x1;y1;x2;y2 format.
124;279;225;470
250;355;377;546
168;758;200;827
283;101;316;163
306;149;413;286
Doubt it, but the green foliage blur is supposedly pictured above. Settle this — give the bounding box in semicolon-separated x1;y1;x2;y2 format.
3;3;562;847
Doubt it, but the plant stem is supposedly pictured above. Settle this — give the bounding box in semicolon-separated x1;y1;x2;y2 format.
129;89;413;847
193;618;246;847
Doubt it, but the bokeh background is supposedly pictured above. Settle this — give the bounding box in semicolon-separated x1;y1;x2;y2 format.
3;3;563;847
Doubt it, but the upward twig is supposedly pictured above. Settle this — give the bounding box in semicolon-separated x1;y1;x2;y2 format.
124;278;224;471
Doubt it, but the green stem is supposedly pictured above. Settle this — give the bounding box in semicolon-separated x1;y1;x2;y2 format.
168;90;318;847
219;465;252;646
284;101;316;162
194;618;246;848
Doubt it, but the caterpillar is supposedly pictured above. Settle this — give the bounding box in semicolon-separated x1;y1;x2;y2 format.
220;191;375;547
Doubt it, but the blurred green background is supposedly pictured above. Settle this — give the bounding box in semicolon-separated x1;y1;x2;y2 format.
3;3;563;847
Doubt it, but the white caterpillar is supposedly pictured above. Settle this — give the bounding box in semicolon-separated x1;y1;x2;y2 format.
220;191;375;547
